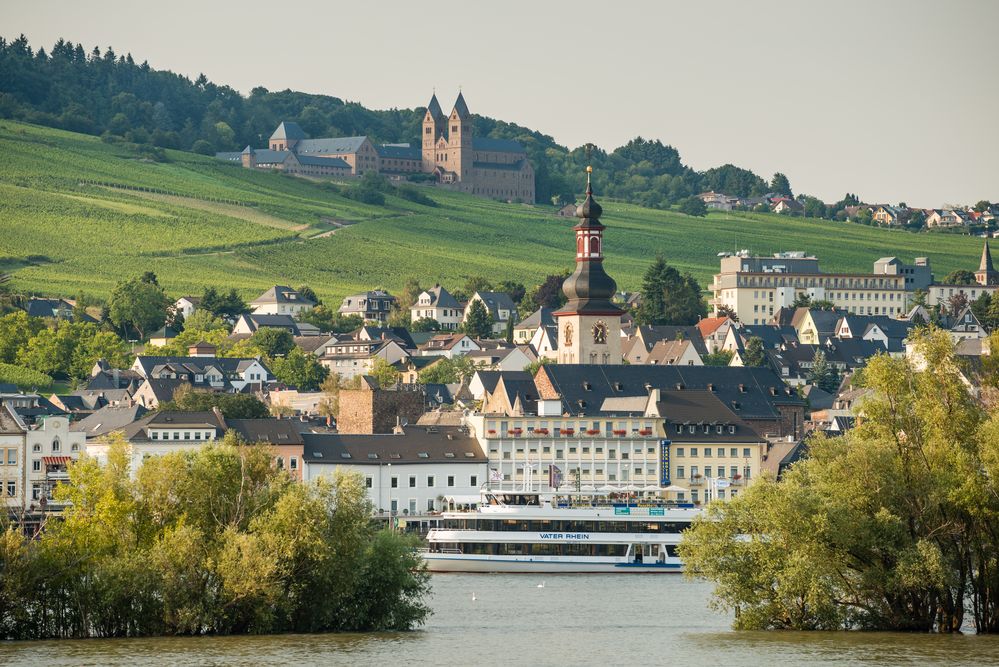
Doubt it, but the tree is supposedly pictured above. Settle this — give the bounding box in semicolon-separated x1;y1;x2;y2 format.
971;293;992;329
702;350;734;367
411;317;440;333
160;386;270;418
523;357;554;376
521;271;570;314
769;172;792;197
716;305;738;322
298;306;363;334
418;356;476;385
269;347;328;391
0;311;45;364
108;276;171;340
944;269;977;286
295;284;320;306
463;276;492;297
635;255;707;326
678;196;707;217
201;287;249;321
912;289;928;308
495;280;526;305
250;328;294;358
461;299;494;338
369;357;401;388
947;292;969;317
680;329;999;634
807;350;839;393
742;337;766;367
975;200;992;213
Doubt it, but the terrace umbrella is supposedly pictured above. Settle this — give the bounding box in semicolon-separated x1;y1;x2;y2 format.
598;484;616;492
580;485;596;492
642;485;662;492
661;485;687;493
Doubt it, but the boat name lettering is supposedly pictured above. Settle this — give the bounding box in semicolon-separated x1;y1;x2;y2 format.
538;533;591;540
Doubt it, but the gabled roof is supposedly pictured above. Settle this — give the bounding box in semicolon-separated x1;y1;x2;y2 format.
657;390;761;441
471;291;517;319
696;317;730;338
376;144;422;160
517;307;555;330
302;426;484;464
71;404;149;438
417;285;461;310
252;285;315;307
270;121;307;141
536;365;803;420
226;418;305;445
236;313;311;336
295;136;369;155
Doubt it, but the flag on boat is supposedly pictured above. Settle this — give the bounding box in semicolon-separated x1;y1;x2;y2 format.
549;464;563;489
489;468;502;483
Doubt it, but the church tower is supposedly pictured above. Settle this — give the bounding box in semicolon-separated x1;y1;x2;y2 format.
554;168;623;365
975;240;999;286
422;93;446;172
447;92;473;181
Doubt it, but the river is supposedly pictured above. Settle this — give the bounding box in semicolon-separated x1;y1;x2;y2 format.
2;574;998;666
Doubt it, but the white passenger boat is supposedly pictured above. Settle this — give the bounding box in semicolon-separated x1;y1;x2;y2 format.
422;489;700;573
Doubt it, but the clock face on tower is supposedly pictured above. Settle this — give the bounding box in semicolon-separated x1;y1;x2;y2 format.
591;321;607;344
564;323;573;346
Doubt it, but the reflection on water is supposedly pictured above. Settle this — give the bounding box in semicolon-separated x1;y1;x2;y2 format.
2;574;998;666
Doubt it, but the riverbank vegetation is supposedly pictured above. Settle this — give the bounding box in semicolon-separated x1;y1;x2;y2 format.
0;436;431;639
680;328;999;634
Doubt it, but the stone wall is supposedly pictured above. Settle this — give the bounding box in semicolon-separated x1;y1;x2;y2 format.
338;386;426;434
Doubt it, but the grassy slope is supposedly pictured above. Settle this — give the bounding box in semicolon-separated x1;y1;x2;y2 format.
0;120;987;303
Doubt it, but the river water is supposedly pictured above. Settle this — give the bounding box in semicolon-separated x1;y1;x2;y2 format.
2;574;998;666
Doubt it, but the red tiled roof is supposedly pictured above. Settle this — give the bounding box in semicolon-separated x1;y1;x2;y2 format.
696;317;729;337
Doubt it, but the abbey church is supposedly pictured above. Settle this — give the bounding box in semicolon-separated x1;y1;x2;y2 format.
217;92;535;203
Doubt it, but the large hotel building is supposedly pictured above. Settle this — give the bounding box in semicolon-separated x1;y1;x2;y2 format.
710;252;933;324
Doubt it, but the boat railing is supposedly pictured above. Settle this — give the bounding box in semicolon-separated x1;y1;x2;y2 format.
420;546;463;555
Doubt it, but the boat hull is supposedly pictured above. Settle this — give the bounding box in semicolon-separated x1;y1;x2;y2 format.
422;553;683;573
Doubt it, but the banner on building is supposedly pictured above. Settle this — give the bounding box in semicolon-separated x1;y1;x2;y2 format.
660;439;672;486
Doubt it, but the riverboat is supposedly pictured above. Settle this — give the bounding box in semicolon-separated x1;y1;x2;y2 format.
421;489;700;573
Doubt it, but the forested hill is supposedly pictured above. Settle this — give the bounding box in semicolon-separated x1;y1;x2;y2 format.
0;34;791;206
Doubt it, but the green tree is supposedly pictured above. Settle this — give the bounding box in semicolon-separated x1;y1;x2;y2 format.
742;336;766;367
369;357;401;388
250;328;294;358
108;276;171;340
461;299;494;338
463;276;492;297
944;269;977;285
0;311;45;364
680;329;999;634
411;317;440;333
295;284;320;306
635;255;707;325
418;356;476;385
807;349;839;393
974;200;992;213
678;196;707;217
524;357;554;376
769;172;792;197
317;373;361;421
702;350;734;366
269;347;328;391
160;386;270;418
298;306;363;334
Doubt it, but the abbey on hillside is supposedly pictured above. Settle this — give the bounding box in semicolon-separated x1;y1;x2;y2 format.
216;92;535;202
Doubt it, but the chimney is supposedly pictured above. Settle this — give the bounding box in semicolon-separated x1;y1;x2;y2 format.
392;416;405;435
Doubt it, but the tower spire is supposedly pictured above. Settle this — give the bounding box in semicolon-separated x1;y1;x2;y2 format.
976;239;999;286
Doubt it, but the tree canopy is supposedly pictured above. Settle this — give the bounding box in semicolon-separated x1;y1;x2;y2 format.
635;255;707;326
0;435;430;639
680;329;999;634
